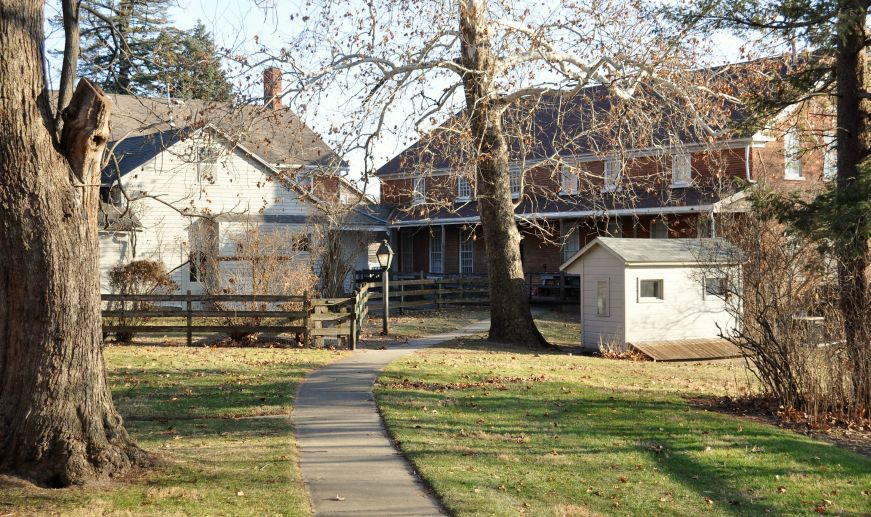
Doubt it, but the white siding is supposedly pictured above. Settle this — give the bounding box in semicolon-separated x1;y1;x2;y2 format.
101;137;317;293
99;232;134;292
623;265;738;343
577;246;625;350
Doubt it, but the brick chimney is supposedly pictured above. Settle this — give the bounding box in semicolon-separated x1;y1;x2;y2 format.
263;67;283;109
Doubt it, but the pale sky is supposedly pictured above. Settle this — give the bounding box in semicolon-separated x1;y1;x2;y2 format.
45;0;748;197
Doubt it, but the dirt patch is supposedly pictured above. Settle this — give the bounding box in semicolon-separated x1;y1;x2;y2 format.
690;395;871;458
379;374;548;393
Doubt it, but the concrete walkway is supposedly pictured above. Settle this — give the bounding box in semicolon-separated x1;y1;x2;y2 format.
292;319;490;516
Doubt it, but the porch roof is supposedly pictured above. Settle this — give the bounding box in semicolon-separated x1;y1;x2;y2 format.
386;186;741;227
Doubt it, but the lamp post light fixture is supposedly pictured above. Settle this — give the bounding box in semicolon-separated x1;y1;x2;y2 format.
376;239;394;335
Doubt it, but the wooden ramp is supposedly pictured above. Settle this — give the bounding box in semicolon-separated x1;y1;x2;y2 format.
630;338;743;362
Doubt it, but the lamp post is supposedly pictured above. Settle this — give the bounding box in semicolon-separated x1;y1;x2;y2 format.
376;239;394;335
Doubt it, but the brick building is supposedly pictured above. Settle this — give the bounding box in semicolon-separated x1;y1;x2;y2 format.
375;65;835;279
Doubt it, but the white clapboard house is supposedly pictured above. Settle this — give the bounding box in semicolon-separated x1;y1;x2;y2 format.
98;70;388;295
560;237;742;353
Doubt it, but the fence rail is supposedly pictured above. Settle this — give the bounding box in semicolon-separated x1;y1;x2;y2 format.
102;289;369;349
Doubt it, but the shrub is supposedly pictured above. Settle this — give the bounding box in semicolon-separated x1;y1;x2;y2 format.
107;260;178;343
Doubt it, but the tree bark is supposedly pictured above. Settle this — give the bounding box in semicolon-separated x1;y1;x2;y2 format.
0;0;149;486
834;0;871;415
458;0;548;347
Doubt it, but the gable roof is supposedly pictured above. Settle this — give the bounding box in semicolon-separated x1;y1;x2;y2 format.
560;237;742;270
105;93;342;168
376;59;786;177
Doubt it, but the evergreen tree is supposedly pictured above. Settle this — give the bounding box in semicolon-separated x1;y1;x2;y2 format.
155;22;234;102
673;0;870;415
76;2;233;100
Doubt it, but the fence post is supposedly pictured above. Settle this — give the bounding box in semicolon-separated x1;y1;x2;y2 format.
559;271;566;302
186;290;192;347
349;290;358;351
303;291;311;347
436;278;442;311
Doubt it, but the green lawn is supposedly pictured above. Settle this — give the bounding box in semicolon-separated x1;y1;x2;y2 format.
0;345;345;516
364;308;490;339
375;337;871;516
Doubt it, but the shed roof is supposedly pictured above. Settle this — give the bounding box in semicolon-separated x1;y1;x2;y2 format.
560;237;741;270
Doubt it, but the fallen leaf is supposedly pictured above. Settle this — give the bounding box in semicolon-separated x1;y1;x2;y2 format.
235;490;245;497
334;494;345;501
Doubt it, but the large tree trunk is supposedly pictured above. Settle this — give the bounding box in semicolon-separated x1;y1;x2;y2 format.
0;0;149;486
458;0;547;348
835;0;871;415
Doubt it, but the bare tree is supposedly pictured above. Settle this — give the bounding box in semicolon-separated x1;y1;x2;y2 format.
0;0;150;486
268;0;735;347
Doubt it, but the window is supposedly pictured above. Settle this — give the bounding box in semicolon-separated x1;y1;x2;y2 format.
509;168;522;197
823;131;837;181
457;176;472;200
197;143;222;164
650;218;668;239
596;279;610;317
400;231;414;273
298;173;314;193
671;153;692;186
459;230;474;273
606;219;623;237
563;224;580;262
560;166;579;195
604;158;621;191
429;229;443;273
412;176;426;206
189;252;205;282
639;279;664;301
784;128;803;179
704;277;728;298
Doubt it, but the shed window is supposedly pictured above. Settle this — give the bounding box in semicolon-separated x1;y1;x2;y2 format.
704;277;728;298
596;279;610;317
639;279;664;301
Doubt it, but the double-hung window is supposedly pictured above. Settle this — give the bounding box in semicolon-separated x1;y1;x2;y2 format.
429;230;443;273
459;230;474;274
671;153;692;187
604;158;621;191
784;128;803;179
400;232;414;273
560;166;579;195
509;168;522;198
562;224;580;263
457;176;472;201
412;176;426;206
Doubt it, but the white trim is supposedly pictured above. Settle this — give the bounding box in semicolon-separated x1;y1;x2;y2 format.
390;204;717;228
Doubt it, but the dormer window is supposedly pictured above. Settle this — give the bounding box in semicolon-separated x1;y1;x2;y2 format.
784;128;803;180
560;166;579;195
412;176;426;206
671;153;692;187
509;168;521;198
197;143;222;164
604;158;621;192
456;176;472;201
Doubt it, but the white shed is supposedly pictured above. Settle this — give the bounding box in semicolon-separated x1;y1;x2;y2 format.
560;237;741;353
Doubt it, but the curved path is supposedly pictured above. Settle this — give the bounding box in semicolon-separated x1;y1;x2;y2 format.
292;319;490;516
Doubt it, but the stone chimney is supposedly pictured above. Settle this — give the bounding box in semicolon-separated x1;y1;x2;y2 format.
263;67;283;109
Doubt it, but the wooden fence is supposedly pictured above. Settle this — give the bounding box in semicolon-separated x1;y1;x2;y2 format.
102;288;370;349
366;277;490;314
